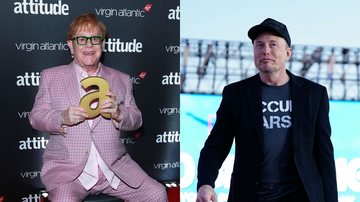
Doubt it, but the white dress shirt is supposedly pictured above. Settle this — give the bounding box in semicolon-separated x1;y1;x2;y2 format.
74;64;120;190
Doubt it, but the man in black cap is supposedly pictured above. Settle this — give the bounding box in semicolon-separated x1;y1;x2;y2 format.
196;18;338;202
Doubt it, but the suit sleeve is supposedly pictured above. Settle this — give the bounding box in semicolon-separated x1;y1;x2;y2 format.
117;75;142;131
197;86;235;190
29;70;63;134
315;88;338;201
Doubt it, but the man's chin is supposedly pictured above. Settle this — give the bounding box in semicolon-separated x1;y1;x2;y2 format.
258;66;273;73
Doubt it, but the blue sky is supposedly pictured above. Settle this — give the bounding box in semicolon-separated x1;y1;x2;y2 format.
181;0;360;48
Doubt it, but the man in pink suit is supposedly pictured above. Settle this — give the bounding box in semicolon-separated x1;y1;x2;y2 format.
29;13;167;202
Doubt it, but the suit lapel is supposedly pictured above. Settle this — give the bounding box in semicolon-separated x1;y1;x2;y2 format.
100;64;112;86
288;72;308;151
64;62;81;106
246;75;264;148
63;62;94;130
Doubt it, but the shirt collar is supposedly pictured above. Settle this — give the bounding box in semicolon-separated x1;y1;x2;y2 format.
73;62;102;81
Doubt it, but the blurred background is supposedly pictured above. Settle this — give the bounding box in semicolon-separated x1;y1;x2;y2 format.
180;0;360;201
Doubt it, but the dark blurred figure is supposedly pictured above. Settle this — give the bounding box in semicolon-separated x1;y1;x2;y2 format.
181;40;190;92
300;47;323;80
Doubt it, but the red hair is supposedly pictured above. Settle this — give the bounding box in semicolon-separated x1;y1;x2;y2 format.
67;13;106;40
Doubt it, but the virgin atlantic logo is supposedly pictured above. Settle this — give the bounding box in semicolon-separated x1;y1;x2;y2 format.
143;4;153;12
139;71;147;79
131;71;148;85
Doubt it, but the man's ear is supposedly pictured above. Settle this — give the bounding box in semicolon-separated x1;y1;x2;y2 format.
67;40;74;56
286;47;292;60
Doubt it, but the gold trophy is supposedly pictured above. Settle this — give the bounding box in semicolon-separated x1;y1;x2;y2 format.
79;76;111;119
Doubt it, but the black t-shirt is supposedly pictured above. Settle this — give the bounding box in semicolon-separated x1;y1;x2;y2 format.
259;82;301;199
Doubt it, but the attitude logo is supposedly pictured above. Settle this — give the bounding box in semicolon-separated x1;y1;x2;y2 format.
16;72;40;86
21;194;40;202
168;6;180;20
162;72;180;85
156;131;180;143
19;136;48;150
14;0;69;15
103;38;143;53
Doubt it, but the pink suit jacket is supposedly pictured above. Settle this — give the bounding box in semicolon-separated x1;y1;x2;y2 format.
29;62;147;191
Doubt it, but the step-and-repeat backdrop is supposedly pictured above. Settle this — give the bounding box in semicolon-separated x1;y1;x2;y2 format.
0;0;180;200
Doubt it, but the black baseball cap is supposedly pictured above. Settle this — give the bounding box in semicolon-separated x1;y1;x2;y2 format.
248;18;291;47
